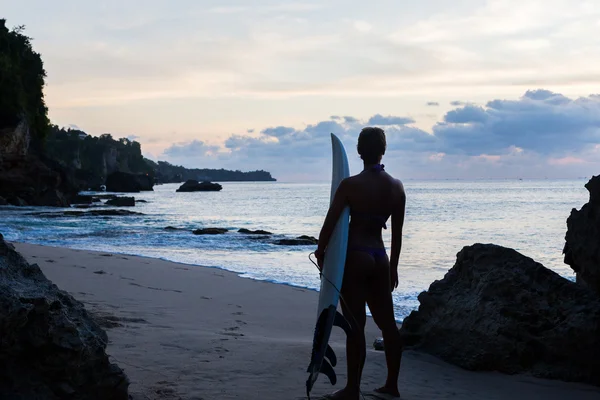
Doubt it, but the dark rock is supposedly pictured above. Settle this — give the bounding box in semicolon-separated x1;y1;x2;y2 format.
176;180;222;192
105;171;154;193
32;210;143;218
399;243;600;386
106;196;135;207
92;194;118;200
0;235;129;399
274;236;318;246
0;154;77;207
563;175;600;294
136;199;148;203
192;228;228;235
238;228;273;235
164;226;180;231
8;196;27;206
72;195;93;204
373;337;385;351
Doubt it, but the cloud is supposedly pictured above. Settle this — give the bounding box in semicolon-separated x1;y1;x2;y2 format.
426;102;439;106
157;90;600;181
127;134;140;141
367;114;415;126
443;105;489;124
435;90;600;156
247;129;254;133
450;100;468;106
163;140;221;158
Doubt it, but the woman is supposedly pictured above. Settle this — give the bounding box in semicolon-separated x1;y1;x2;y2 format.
315;127;405;400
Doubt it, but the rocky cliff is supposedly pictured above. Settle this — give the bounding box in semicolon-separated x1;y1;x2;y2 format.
563;175;600;294
0;234;130;399
400;243;600;386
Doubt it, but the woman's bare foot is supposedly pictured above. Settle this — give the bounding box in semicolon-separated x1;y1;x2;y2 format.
374;385;400;397
323;387;360;400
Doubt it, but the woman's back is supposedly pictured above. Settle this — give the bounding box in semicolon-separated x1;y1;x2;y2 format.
345;166;400;249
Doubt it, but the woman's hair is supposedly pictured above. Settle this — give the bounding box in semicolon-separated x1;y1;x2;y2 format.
357;127;386;164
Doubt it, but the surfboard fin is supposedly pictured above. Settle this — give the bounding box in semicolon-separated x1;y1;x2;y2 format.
333;311;352;336
319;358;337;385
325;344;337;367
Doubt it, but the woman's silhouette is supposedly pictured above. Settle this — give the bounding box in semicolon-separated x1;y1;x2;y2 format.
315;127;405;399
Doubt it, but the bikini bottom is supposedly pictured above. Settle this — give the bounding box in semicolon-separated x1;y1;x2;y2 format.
347;245;387;260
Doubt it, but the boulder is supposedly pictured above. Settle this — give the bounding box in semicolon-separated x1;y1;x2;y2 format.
238;228;273;235
563;175;600;294
0;154;77;207
399;243;600;386
176;180;222;192
72;195;94;204
32;210;143;218
192;228;228;235
0;233;129;399
274;235;318;246
105;171;153;193
106;196;135;207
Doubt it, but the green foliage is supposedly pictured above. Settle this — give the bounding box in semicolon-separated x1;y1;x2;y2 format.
152;160;276;182
45;125;153;185
0;19;49;143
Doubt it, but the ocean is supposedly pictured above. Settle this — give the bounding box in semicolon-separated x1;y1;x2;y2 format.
0;179;588;321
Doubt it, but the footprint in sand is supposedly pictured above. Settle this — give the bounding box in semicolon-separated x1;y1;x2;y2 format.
201;296;212;300
232;311;245;316
93;270;107;275
100;254;113;257
235;320;247;325
45;259;55;263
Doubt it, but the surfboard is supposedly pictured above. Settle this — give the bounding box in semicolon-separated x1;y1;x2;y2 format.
306;133;351;398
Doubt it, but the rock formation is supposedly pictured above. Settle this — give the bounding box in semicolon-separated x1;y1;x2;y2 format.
238;228;273;235
399;243;600;386
106;171;154;192
563;175;600;294
273;235;318;245
193;228;228;235
176;180;222;192
0;119;78;207
106;196;135;207
0;233;129;399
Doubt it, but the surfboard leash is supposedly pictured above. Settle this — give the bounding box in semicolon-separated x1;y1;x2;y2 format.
308;252;366;400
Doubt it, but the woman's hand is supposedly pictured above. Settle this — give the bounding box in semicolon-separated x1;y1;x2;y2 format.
315;248;325;271
390;267;398;292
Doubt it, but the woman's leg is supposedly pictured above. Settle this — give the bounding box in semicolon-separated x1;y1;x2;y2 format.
326;251;370;400
366;256;402;397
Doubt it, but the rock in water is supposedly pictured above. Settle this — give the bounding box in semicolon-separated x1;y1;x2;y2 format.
105;171;154;192
0;234;129;399
563;175;600;294
399;243;600;386
176;180;222;192
106;196;135;206
192;228;228;235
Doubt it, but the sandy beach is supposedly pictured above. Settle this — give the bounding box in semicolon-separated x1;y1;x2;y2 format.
11;242;600;400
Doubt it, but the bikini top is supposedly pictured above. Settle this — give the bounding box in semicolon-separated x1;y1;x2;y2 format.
349;164;389;229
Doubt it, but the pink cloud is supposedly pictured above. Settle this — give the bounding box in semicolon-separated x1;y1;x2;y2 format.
548;156;585;166
474;154;501;162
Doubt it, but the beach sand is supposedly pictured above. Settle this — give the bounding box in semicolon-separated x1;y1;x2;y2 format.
11;242;600;400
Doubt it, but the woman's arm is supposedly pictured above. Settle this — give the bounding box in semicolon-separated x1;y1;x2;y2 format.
389;180;406;289
315;179;350;268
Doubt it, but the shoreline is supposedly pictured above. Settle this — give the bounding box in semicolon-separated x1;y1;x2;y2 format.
10;241;600;400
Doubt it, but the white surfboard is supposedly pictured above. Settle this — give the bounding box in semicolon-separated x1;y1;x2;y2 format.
306;133;351;397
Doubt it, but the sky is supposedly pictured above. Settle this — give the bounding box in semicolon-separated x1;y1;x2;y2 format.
3;0;600;181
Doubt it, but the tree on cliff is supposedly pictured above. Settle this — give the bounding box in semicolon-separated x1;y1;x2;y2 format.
0;19;49;146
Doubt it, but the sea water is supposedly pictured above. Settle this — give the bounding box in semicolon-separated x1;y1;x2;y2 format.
0;179;588;321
